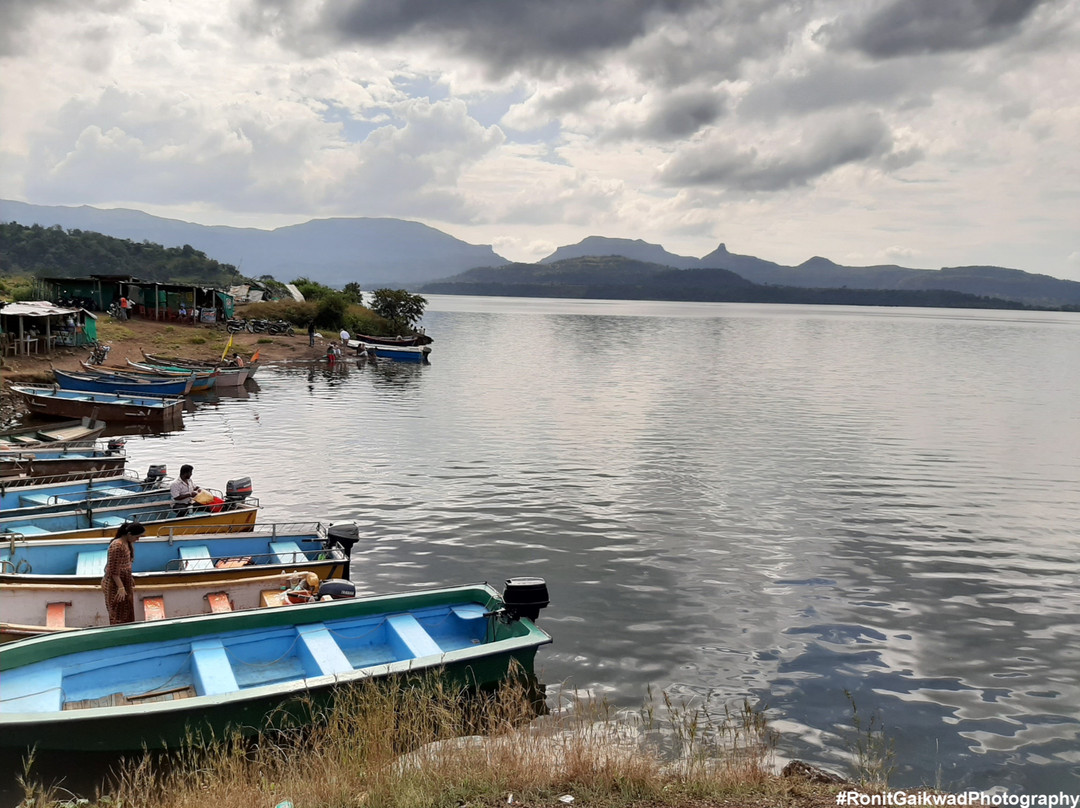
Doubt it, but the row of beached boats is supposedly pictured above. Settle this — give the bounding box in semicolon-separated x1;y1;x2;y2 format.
0;377;550;752
7;349;262;425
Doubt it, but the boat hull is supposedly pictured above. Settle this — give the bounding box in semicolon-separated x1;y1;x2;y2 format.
0;450;127;480
11;385;184;424
0;584;550;751
0;503;259;541
54;369;191;397
354;341;432;362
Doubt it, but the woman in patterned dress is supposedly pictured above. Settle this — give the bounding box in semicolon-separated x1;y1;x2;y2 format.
102;521;146;624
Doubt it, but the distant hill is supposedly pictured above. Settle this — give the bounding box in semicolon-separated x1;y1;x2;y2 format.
4;200;1079;307
0;200;507;288
542;238;1080;308
421;256;1045;310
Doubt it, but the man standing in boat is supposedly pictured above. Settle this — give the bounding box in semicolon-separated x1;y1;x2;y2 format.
170;464;202;516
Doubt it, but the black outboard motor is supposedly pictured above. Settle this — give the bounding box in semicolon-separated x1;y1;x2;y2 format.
317;579;356;600
502;577;550;622
144;464;167;486
326;523;360;580
225;477;252;502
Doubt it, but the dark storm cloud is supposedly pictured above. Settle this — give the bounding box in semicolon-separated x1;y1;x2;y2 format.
606;89;726;141
658;113;895;191
248;0;709;74
824;0;1047;58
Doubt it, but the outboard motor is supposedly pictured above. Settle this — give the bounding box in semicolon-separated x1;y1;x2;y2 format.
144;464;167;485
106;438;126;454
225;477;253;502
501;577;550;622
326;523;360;580
317;579;356;600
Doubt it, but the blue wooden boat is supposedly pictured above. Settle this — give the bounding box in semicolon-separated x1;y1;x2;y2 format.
81;361;214;392
0;441;128;480
0;466;168;517
353;340;432;362
0;521;355;586
11;384;185;424
129;358;248;389
54;368;192;397
0;579;551;751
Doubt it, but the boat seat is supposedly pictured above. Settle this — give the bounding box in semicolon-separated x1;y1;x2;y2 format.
93;515;128;528
46;602;70;628
296;623;353;677
13;525;50;536
451;604;487;621
269;541;305;565
190;638;239;696
90;487;136;499
260;589;289;607
179;545;214;571
206;592;233;613
387;614;442;659
18;493;55;507
76;550;110;576
142;596;166;621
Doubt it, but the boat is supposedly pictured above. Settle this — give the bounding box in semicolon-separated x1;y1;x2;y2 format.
0;521;356;587
140;349;262;381
130;357;248;389
0;418;107;449
0;571;325;642
0;467;168;515
348;333;433;347
0;441;128;480
353;341;432;363
10;385;185;425
54;368;192;397
0;579;551;751
81;361;214;392
0;491;260;541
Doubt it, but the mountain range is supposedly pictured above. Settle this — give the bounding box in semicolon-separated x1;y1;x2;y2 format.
3;200;1079;307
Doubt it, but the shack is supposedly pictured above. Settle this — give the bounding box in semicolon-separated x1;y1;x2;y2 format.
36;276;234;323
0;301;97;357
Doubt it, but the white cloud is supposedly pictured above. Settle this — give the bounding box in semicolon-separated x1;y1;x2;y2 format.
0;0;1078;276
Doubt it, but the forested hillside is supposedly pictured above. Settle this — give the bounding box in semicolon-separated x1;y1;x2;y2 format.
0;222;242;285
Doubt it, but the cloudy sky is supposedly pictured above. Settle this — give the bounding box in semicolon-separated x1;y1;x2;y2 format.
1;0;1078;279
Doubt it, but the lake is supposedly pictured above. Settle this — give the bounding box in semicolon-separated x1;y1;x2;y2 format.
13;295;1080;794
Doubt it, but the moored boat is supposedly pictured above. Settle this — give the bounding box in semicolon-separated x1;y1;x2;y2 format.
140;349;262;381
0;579;551;751
353;341;432;362
82;361;213;392
131;357;249;388
0;418;107;449
349;333;433;347
0;441;128;480
0;520;356;587
54;368;192;397
0;494;260;541
10;385;185;424
0;467;168;515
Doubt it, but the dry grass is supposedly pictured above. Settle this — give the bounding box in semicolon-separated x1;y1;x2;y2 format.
13;673;847;808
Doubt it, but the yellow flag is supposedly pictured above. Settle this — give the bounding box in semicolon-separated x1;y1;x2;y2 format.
221;334;233;361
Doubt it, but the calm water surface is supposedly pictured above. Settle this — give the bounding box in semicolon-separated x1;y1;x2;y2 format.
22;297;1080;793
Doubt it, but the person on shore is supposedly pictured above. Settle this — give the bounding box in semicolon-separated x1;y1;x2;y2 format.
170;464;202;516
327;341;338;364
339;327;350;346
102;521;146;625
179;302;187;320
308;320;317;347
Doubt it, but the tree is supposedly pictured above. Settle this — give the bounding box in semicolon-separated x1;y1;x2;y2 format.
342;282;364;305
369;289;427;333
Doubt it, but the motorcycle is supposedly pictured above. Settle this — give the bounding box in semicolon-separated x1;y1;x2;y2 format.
226;318;252;333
